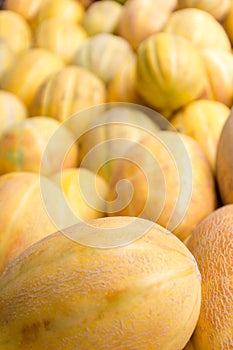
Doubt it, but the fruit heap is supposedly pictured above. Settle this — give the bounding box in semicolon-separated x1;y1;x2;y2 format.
0;0;232;349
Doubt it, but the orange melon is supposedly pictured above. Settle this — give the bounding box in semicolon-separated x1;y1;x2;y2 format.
0;216;201;349
187;204;233;349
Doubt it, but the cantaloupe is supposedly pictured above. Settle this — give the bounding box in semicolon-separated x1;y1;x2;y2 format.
0;216;201;350
187;204;233;349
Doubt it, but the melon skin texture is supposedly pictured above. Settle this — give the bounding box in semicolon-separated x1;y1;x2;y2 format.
187;205;233;349
0;217;201;350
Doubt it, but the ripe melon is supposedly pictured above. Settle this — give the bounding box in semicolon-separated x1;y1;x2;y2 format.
178;0;231;21
1;48;63;107
0;10;32;53
51;167;109;221
30;65;106;123
0;90;28;137
216;111;233;204
171;99;230;172
164;8;231;51
34;18;87;64
0;216;201;350
136;32;206;111
117;0;177;50
0;116;78;176
106;131;217;241
0;172;58;274
187;204;233;349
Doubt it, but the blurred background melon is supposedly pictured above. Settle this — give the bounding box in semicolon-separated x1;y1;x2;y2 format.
0;116;78;176
216;110;233;204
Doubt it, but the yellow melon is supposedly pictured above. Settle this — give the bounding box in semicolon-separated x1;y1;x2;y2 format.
0;117;78;176
1;48;63;107
0;90;28;137
164;8;231;51
0;10;32;53
136;32;206;111
30;65;106;123
177;0;231;21
82;0;123;36
171;100;230;172
51;167;108;221
0;216;201;349
117;0;177;50
34;18;87;64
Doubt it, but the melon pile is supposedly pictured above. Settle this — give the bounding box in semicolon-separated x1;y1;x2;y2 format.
0;1;232;349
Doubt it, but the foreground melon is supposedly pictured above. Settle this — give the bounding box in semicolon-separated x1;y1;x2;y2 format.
0;216;201;350
187;204;233;349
